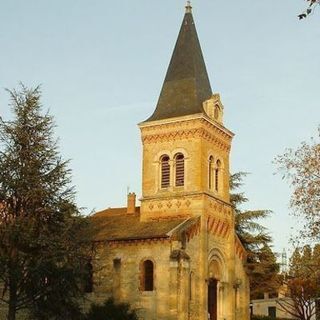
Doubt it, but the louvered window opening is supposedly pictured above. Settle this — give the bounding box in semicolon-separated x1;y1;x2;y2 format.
175;154;184;187
215;169;219;191
161;156;170;188
143;260;154;291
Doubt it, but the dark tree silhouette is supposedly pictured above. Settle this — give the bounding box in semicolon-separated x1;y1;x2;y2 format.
0;85;92;320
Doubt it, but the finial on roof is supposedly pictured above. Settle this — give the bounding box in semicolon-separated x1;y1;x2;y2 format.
185;1;192;13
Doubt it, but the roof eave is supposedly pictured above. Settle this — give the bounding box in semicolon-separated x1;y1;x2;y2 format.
95;235;170;243
138;113;234;138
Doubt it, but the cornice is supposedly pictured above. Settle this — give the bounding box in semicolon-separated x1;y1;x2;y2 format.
139;113;234;139
140;122;232;152
141;191;232;208
139;114;233;153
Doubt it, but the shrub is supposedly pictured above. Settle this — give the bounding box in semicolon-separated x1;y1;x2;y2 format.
85;298;138;320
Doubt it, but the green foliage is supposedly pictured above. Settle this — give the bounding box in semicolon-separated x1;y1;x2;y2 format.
85;298;138;320
289;244;320;278
248;244;280;298
0;85;93;320
230;172;272;249
230;172;280;298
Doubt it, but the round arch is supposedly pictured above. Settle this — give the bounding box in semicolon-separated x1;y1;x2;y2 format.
207;248;227;320
139;257;156;292
208;248;227;282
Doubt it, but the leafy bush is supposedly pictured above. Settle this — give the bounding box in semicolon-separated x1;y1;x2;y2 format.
85;298;138;320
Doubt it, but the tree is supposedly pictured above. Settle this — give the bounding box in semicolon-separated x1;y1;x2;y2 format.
277;245;320;320
277;278;318;320
298;0;319;19
291;245;320;278
275;128;320;240
312;243;320;266
85;298;138;320
230;172;280;298
289;247;303;277
248;244;280;298
0;85;92;320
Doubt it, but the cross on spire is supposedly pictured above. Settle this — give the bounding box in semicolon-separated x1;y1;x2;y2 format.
185;1;192;13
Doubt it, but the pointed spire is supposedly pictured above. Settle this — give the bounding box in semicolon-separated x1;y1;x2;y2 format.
146;3;212;122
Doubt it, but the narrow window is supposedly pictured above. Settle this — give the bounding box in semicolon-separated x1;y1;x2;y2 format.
113;258;121;298
161;155;170;188
175;153;184;187
208;156;214;190
113;258;121;271
141;260;154;291
215;160;221;192
214;105;220;120
84;262;93;293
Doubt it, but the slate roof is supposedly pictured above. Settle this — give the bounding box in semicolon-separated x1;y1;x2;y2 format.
146;6;212;122
92;207;192;242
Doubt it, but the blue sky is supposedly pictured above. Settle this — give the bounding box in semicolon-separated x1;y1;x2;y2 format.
1;0;320;255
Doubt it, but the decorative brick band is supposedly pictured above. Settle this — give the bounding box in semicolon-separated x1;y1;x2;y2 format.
207;216;231;239
185;220;201;242
235;236;247;261
142;128;230;152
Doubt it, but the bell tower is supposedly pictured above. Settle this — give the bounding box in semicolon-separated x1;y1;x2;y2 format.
139;2;234;221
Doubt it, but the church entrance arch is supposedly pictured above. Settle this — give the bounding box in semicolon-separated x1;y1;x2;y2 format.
207;252;226;320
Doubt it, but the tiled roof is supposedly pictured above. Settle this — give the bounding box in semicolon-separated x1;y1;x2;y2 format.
146;9;212;121
94;207;140;217
92;207;190;241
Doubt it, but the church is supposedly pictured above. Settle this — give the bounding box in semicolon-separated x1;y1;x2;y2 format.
90;2;250;320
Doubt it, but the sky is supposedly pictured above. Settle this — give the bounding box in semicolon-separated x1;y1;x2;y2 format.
1;0;320;257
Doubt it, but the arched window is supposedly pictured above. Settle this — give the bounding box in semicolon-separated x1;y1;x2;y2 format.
141;260;154;291
174;153;184;187
208;156;214;190
215;160;221;192
160;155;170;188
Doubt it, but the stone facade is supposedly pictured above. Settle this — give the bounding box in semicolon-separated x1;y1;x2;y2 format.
90;3;250;320
91;209;249;320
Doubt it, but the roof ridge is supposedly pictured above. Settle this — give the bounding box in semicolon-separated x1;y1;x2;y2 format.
94;206;141;217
